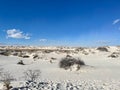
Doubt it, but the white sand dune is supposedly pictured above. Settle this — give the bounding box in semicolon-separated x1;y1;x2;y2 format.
0;46;120;89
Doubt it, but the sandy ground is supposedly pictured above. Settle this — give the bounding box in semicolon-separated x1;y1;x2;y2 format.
0;46;120;89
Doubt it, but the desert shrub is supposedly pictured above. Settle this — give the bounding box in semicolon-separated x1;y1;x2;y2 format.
108;54;118;58
50;57;56;63
97;47;108;52
17;60;25;65
59;57;85;70
75;47;84;52
75;59;85;65
24;69;41;82
51;57;56;60
108;52;119;58
44;50;52;53
12;52;19;56
33;54;39;59
0;51;11;56
0;70;15;90
22;55;30;58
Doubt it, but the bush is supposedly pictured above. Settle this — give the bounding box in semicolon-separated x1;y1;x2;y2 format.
22;55;30;58
24;69;41;82
108;52;119;58
108;54;118;58
0;51;11;56
33;54;39;59
44;50;52;53
51;57;56;60
12;52;19;56
75;47;84;51
0;70;15;90
59;57;85;70
97;47;108;52
17;60;25;65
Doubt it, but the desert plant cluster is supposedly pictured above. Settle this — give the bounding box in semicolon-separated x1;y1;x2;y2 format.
59;56;85;71
0;68;41;90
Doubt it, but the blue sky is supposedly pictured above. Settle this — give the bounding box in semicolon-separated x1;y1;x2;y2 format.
0;0;120;46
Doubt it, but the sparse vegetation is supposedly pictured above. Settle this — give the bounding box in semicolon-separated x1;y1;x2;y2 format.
22;55;30;58
97;47;108;52
12;52;19;56
1;46;120;89
75;47;84;52
0;70;15;90
17;60;25;65
24;69;41;82
33;54;39;60
0;50;11;56
59;57;85;70
51;57;57;60
108;54;119;58
44;50;53;53
108;52;120;58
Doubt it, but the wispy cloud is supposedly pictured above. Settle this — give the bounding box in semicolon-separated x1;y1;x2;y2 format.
39;39;47;42
6;29;30;39
96;40;111;45
113;19;120;25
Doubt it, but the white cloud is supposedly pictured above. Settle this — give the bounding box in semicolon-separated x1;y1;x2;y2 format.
113;19;120;25
6;29;30;39
39;39;47;42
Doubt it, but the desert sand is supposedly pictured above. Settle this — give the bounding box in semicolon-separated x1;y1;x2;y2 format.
0;46;120;90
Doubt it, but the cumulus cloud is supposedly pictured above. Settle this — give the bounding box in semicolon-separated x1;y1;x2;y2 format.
113;19;120;25
39;39;47;42
6;29;30;39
